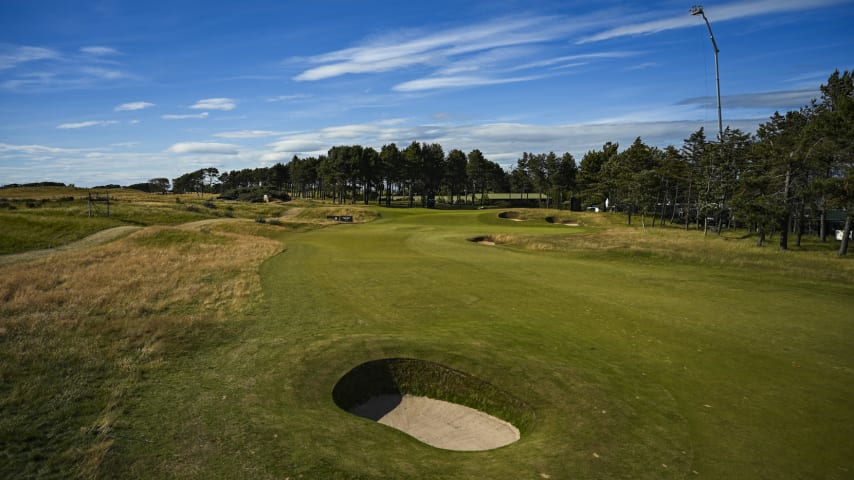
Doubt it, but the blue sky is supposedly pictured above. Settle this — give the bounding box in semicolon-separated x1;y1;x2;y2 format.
1;0;852;187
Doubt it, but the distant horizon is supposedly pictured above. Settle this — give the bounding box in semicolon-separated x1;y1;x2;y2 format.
2;0;852;187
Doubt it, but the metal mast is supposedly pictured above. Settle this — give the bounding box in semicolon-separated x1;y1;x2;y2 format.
691;5;723;141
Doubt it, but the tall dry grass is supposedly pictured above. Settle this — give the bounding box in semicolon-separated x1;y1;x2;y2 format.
487;222;854;282
0;221;282;478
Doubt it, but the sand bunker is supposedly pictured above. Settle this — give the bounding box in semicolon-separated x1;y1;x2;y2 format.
545;216;579;226
468;236;495;245
498;211;527;221
350;394;520;451
333;358;528;451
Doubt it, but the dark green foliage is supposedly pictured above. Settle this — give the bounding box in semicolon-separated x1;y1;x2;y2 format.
218;187;290;203
1;182;66;189
578;141;618;210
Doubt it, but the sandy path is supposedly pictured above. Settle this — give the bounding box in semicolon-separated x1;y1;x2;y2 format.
351;394;520;451
0;218;247;267
0;226;142;266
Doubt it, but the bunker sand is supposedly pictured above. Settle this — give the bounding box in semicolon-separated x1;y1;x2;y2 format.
351;394;520;451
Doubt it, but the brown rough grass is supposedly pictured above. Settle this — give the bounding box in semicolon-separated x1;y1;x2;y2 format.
0;222;283;477
485;221;853;282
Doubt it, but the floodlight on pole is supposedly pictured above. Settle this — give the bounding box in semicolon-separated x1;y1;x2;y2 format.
691;5;723;141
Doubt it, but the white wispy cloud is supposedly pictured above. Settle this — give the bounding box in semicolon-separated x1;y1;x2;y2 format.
115;101;155;111
80;46;120;56
290;13;641;94
0;142;88;155
677;89;818;110
190;98;236;111
293;16;575;82
578;0;846;43
266;94;312;102
624;62;659;71
1;44;135;91
0;45;60;70
266;138;327;152
393;75;541;92
57;120;118;129
161;112;209;120
509;51;638;72
260;152;293;163
80;67;129;80
214;130;284;139
166;142;239;155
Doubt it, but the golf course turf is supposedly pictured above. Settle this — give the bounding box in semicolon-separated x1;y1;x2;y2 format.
2;202;853;479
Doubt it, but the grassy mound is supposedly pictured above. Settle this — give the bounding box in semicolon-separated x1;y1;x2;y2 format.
332;358;533;431
288;205;381;224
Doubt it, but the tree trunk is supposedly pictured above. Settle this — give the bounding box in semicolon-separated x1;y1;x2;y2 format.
779;168;791;250
671;185;680;225
820;209;827;242
757;227;765;246
839;216;851;257
795;209;804;247
685;182;693;231
779;212;790;250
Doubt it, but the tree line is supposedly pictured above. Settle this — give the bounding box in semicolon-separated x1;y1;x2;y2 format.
575;70;852;255
164;70;851;255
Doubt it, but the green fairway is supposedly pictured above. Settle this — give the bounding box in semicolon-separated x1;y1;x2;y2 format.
105;208;852;479
2;205;853;479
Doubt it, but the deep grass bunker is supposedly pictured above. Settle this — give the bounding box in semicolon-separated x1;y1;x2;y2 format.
333;358;532;451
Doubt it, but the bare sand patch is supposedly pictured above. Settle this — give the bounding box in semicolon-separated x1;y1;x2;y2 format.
468;235;496;245
545;216;579;226
498;211;527;221
333;358;530;452
351;394;520;451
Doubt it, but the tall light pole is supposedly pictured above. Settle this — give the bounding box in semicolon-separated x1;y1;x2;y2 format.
691;5;723;141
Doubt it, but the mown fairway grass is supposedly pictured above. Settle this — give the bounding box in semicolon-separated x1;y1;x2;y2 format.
2;198;853;479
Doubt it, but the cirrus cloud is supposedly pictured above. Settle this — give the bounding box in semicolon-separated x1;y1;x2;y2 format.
57;120;118;129
115;101;155;111
190;98;236;111
214;130;284;139
80;46;120;56
0;45;60;70
166;142;239;155
162;112;209;120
